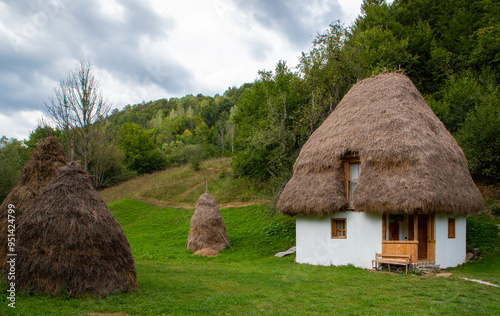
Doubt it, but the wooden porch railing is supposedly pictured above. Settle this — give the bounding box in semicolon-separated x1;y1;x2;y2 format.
382;241;418;263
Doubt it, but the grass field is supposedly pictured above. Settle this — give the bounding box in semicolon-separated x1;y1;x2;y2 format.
2;160;499;315
2;197;499;315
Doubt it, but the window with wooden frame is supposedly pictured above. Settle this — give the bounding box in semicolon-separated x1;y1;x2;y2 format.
344;156;361;204
448;218;456;239
331;218;346;239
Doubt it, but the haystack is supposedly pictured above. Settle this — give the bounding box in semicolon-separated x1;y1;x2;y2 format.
187;192;230;252
10;162;137;297
0;136;67;267
277;72;483;216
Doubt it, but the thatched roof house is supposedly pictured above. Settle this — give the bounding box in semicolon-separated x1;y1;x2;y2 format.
0;136;67;267
187;192;230;252
11;162;137;297
277;72;483;269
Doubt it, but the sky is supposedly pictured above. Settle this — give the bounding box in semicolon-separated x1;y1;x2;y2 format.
0;0;367;140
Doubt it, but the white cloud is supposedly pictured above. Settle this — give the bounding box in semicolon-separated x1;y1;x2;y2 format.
0;110;44;140
338;0;364;25
0;0;364;140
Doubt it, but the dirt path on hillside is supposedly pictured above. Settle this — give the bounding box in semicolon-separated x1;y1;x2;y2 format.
135;196;270;209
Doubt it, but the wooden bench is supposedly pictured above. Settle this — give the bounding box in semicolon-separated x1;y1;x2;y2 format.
372;253;411;273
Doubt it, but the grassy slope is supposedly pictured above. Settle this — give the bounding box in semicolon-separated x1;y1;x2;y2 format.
99;158;270;207
2;160;499;315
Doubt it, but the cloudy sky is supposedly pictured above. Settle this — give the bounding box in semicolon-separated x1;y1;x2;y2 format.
0;0;366;140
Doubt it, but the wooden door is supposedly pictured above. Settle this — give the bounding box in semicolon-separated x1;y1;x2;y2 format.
418;214;428;259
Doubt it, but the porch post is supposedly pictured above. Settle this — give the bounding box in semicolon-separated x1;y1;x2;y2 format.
414;214;419;259
382;213;386;241
413;215;418;241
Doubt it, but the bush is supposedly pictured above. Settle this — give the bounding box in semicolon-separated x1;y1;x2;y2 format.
457;85;500;184
491;205;500;217
264;214;296;244
118;123;168;174
0;137;29;201
162;141;203;169
466;215;499;253
190;155;201;171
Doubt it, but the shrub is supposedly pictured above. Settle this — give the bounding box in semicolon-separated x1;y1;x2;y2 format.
457;86;500;184
466;215;499;254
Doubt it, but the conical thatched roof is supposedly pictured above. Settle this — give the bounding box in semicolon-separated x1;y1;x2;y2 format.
187;192;230;252
0;136;67;267
277;72;483;216
10;162;137;297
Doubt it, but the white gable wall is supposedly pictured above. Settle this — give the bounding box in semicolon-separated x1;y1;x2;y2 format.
435;214;466;268
295;211;382;269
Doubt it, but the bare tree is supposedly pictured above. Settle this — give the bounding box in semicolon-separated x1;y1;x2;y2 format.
46;78;75;160
87;121;124;189
45;61;111;171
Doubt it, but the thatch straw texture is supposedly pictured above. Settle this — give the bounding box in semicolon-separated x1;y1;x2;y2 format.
10;162;137;297
0;136;67;267
187;192;230;252
194;248;220;257
277;72;483;216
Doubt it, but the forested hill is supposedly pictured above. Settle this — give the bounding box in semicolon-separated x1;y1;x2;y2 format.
105;84;249;170
2;0;499;200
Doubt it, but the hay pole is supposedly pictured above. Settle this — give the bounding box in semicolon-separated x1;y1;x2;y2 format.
218;231;234;251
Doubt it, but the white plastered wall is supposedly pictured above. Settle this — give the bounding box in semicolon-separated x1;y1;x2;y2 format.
295;211;382;269
435;214;466;268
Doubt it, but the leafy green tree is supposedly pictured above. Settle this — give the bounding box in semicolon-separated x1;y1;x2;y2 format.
0;137;30;201
117;123;167;174
300;22;360;132
457;85;500;184
428;73;483;132
169;117;191;135
24;125;62;153
233;61;306;180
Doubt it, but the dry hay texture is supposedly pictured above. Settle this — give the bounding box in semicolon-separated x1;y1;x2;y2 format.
187;192;230;252
8;162;137;297
277;72;483;216
194;248;220;257
0;136;67;267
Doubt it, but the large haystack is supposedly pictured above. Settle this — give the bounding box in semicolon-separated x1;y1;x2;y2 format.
10;162;137;297
187;192;230;252
0;136;67;266
277;72;483;216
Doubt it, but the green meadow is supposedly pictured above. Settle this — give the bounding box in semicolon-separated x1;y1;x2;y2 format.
1;160;499;315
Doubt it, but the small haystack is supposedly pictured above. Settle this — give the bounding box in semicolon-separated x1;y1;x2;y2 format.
187;192;230;252
11;162;137;297
0;136;67;267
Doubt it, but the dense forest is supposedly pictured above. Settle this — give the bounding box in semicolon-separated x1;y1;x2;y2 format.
1;0;499;200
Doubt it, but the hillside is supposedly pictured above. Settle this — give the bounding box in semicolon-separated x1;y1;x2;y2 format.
99;157;271;209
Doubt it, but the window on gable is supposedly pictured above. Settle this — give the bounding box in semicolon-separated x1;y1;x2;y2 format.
448;218;455;239
348;162;361;201
331;218;346;239
344;155;361;204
